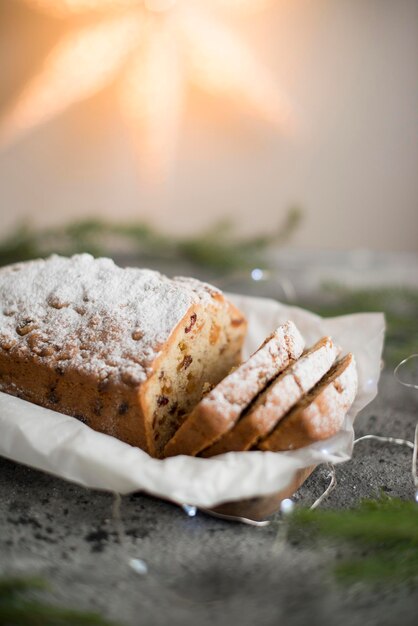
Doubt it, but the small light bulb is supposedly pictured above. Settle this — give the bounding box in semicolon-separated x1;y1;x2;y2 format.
182;504;197;517
280;498;294;516
129;558;148;575
251;268;264;281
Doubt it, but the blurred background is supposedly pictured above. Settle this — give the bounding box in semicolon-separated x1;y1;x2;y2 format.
0;0;417;253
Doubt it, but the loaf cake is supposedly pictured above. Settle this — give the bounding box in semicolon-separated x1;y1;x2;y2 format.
201;336;339;457
163;321;305;458
258;353;357;452
0;254;247;457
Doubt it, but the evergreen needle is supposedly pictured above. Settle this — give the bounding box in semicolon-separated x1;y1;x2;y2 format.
0;577;118;626
288;497;418;584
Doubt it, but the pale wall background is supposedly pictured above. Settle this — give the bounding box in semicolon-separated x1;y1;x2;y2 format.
0;0;417;251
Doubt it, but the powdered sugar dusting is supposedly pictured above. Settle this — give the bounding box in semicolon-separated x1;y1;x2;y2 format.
291;337;337;392
307;354;358;438
260;354;358;451
248;338;338;423
201;321;305;420
0;254;218;386
201;336;338;456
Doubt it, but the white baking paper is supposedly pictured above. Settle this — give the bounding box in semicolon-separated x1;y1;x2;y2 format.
0;294;384;508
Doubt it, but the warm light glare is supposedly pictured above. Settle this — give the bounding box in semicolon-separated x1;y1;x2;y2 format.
1;15;143;144
119;21;183;179
144;0;177;13
182;10;292;126
5;0;292;178
200;0;274;13
24;0;141;16
26;0;274;14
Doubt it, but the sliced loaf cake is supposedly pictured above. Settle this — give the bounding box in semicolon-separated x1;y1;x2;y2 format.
163;321;305;458
201;336;339;457
0;254;247;457
258;353;357;452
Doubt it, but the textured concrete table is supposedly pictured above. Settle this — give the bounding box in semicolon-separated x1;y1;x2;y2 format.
1;253;417;626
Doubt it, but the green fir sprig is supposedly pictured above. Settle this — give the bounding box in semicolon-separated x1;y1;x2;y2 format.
304;284;418;367
288;497;418;584
0;576;117;626
0;208;302;272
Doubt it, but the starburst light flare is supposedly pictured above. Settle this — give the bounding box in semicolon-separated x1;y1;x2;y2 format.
23;0;141;16
119;20;184;180
26;1;275;16
4;0;293;179
196;0;274;14
180;9;292;127
0;14;143;145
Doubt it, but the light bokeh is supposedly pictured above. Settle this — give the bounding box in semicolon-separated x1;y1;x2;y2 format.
0;0;417;252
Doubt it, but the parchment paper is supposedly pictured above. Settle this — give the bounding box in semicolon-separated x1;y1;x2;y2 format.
0;294;385;508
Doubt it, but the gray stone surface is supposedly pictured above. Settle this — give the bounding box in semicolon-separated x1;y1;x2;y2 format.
1;368;417;626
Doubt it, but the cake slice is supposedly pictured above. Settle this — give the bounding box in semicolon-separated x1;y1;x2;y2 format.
258;353;357;452
163;321;305;458
0;254;247;457
201;336;339;457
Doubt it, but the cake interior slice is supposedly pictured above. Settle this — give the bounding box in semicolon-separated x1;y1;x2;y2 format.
258;353;357;452
200;336;338;457
141;297;246;457
163;321;305;458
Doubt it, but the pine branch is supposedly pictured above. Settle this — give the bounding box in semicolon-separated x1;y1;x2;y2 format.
335;548;418;583
305;284;418;366
0;577;47;597
288;497;418;584
0;576;117;626
0;209;302;272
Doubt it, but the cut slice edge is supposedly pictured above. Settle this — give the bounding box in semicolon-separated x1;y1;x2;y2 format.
201;336;339;457
140;297;246;457
163;320;305;458
258;353;358;452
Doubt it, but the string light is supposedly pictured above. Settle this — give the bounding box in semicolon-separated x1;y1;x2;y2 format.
248;268;296;302
129;557;149;575
191;353;418;525
279;498;295;515
112;492;149;575
251;268;264;281
200;508;270;526
109;359;417;531
181;504;197;517
394;354;418;389
310;464;337;510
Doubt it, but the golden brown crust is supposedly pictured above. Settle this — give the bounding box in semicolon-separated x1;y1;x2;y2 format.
0;255;246;455
201;337;338;457
258;354;357;452
0;347;149;450
163;321;305;458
